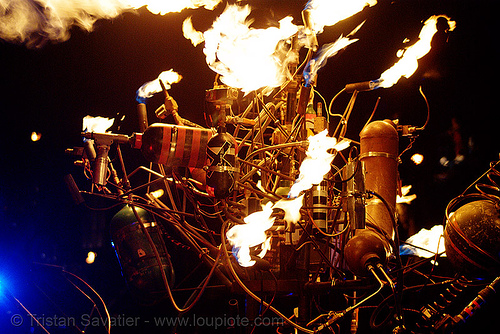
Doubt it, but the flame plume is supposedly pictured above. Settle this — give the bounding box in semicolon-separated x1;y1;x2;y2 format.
289;130;350;199
136;69;183;101
304;0;377;34
226;202;276;267
182;16;205;47
226;196;304;268
0;0;221;46
400;225;446;258
186;4;298;94
133;0;221;15
378;15;456;88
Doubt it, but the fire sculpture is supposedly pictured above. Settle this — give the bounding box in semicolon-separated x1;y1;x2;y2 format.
1;1;495;333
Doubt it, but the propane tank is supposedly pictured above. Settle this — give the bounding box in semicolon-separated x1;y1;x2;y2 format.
344;120;398;277
110;205;174;304
131;123;212;168
206;128;238;198
359;120;399;240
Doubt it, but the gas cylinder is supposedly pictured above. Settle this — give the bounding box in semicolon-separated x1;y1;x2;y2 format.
344;120;399;276
131;123;212;168
110;205;174;304
359;120;399;240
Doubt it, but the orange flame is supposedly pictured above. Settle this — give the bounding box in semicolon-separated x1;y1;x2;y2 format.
378;15;456;88
136;69;183;99
273;195;305;224
185;4;298;94
289;130;350;198
0;0;221;45
226;196;305;267
132;0;221;15
396;185;417;204
304;0;377;34
226;202;275;267
182;16;205;46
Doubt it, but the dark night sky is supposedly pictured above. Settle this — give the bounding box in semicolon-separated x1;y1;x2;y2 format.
0;0;497;305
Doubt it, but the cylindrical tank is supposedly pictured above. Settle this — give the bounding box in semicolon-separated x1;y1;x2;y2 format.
359;120;399;240
110;205;174;304
344;120;398;276
444;200;500;276
206;131;238;198
132;123;212;168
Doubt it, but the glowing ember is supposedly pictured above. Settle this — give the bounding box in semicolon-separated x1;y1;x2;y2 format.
289;130;350;198
82;115;114;133
304;0;377;34
226;202;275;267
411;153;424;165
136;69;182;100
400;225;446;258
193;4;298;94
31;131;42;142
378;15;456;88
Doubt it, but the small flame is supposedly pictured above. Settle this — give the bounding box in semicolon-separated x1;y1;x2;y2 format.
31;131;42;142
82;115;114;133
378;15;456;88
289;130;350;198
85;251;97;264
136;69;182;101
191;4;298;94
411;153;424;165
400;225;446;258
226;202;275;267
226;195;305;267
397;185;417;204
304;0;377;34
